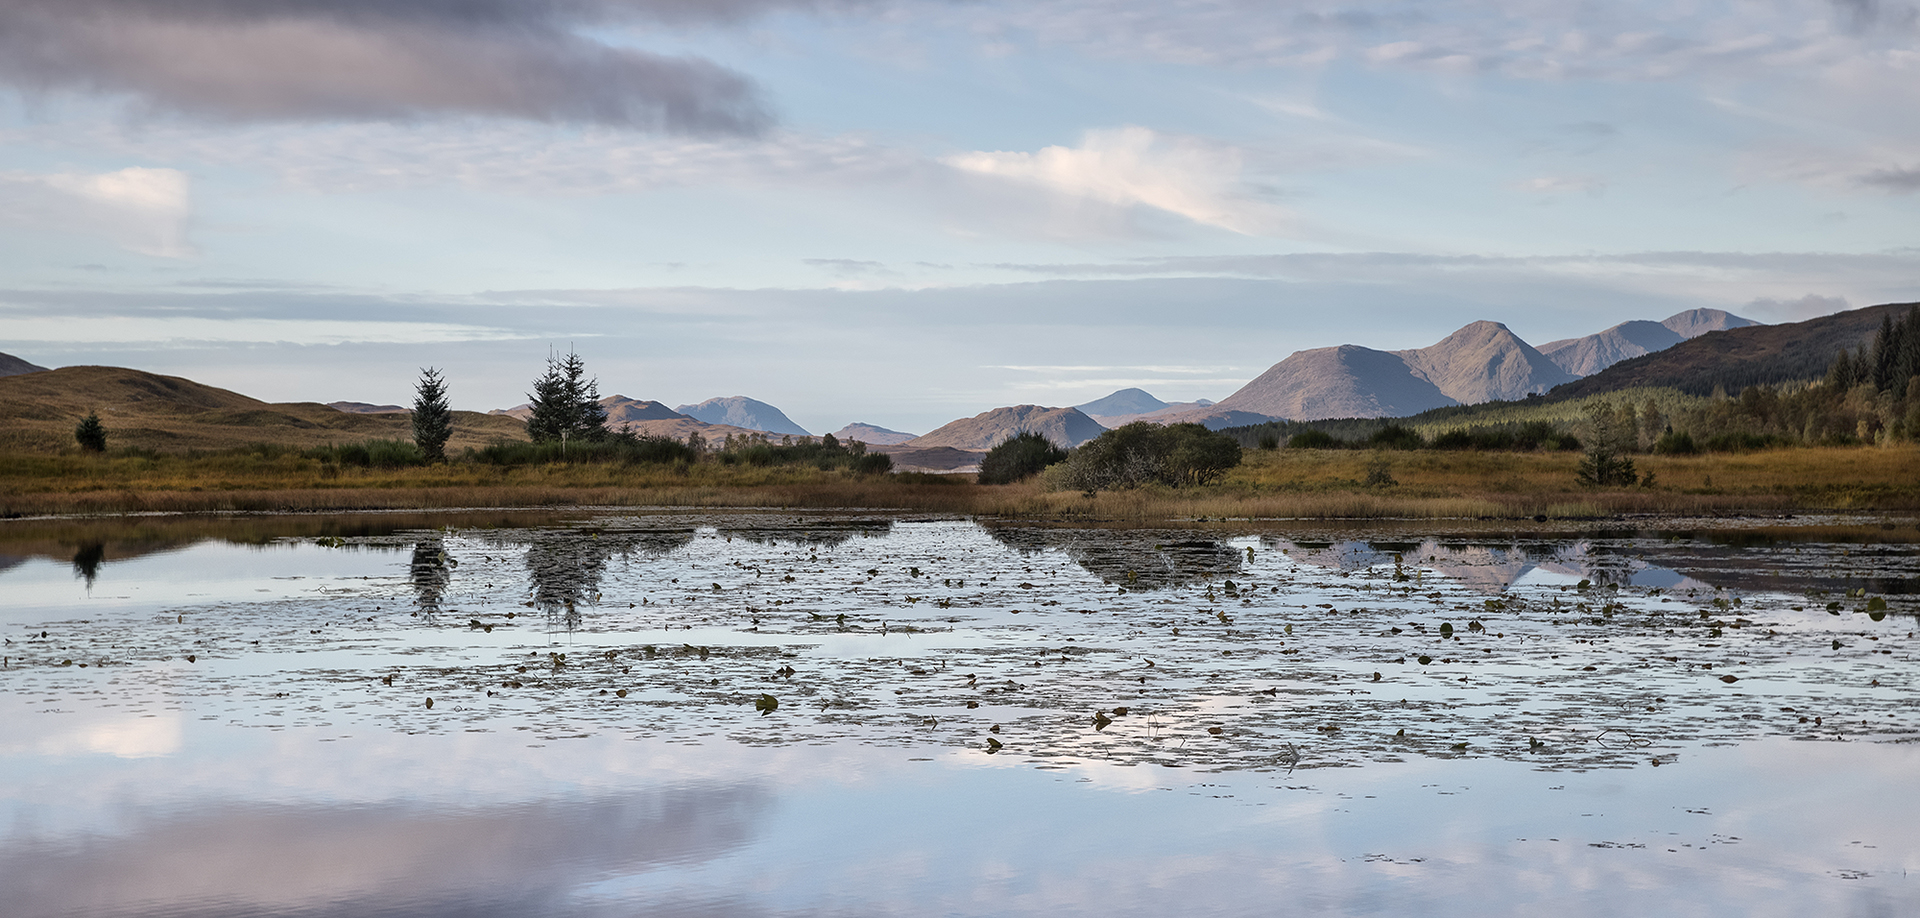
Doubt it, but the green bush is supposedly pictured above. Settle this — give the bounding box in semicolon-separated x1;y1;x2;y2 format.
978;431;1068;484
1287;430;1339;449
1059;422;1241;493
1368;425;1425;450
473;433;697;466
310;439;427;469
1652;431;1699;455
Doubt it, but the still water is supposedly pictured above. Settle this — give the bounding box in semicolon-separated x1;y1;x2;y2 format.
2;510;1917;916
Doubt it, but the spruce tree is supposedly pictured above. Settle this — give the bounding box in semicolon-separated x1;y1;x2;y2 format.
411;367;453;462
524;350;608;445
74;411;107;452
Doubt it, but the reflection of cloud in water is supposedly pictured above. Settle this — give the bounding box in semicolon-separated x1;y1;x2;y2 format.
0;710;182;759
1266;538;1715;594
986;527;1242;589
0;784;772;918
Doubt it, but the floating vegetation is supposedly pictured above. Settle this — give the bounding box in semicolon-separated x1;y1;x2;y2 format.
1;511;1916;771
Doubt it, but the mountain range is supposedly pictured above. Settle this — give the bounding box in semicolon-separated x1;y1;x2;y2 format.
8;303;1868;458
1146;308;1753;426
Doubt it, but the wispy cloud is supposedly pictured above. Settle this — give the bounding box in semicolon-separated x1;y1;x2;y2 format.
943;126;1292;235
0;167;193;257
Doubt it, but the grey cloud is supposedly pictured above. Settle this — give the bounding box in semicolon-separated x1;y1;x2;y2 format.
1857;165;1920;193
0;2;788;132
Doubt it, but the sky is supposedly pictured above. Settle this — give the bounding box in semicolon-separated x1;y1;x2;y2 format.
0;0;1916;435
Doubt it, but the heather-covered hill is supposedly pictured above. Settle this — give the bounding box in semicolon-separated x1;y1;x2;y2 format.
0;366;527;452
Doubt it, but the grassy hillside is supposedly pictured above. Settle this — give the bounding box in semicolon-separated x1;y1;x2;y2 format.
1547;301;1916;398
0;365;528;453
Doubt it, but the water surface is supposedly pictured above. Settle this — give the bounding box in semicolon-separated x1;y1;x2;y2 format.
3;510;1916;916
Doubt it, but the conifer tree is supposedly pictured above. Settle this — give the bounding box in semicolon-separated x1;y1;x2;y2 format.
525;350;608;445
74;411;107;452
411;367;453;462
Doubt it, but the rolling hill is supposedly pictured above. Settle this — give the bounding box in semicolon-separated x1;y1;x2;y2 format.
0;366;528;452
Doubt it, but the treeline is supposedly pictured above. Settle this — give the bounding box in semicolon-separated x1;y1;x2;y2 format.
293;351;892;474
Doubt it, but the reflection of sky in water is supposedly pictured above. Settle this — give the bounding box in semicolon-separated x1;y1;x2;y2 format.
0;540;406;622
2;513;1917;916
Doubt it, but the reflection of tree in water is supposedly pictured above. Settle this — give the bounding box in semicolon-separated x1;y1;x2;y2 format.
71;542;105;589
410;538;451;615
986;527;1243;589
521;527;698;632
715;520;893;549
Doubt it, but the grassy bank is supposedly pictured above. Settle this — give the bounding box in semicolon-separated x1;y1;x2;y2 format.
3;443;1917;520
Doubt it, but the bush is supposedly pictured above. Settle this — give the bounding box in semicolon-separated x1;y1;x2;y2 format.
310;439;427;468
1368;425;1425;450
978;431;1068;484
1287;430;1339;449
1652;431;1699;455
473;433;698;467
1059;422;1241;493
1701;432;1781;452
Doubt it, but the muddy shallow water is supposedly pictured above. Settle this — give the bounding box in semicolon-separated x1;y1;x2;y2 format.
2;509;1917;917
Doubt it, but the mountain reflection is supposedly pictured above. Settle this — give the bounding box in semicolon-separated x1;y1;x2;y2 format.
1265;538;1715;594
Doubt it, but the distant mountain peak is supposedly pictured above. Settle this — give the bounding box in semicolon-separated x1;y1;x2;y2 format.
1661;308;1758;339
906;405;1105;450
831;422;917;446
674;396;810;436
1074;387;1167;417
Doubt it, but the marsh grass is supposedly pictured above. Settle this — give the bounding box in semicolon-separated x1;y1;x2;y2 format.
2;444;1916;518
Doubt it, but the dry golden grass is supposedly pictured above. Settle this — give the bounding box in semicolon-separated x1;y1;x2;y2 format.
2;444;1915;519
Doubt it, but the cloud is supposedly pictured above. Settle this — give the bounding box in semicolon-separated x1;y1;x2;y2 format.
1857;164;1920;192
0;166;193;257
0;1;781;132
943;126;1292;235
1514;175;1607;197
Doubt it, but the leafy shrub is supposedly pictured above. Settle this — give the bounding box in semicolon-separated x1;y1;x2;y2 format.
1701;432;1782;452
978;431;1068;484
310;439;427;469
1368;425;1425;450
1652;431;1699;455
1287;430;1339;449
473;433;697;466
1058;422;1241;493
